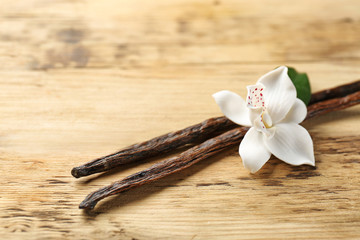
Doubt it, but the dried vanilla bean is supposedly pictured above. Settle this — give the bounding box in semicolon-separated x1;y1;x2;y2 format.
79;127;249;209
72;80;360;178
79;90;360;209
306;91;360;119
72;117;235;178
308;79;360;105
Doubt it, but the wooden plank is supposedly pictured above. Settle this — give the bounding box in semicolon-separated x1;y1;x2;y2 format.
0;0;359;239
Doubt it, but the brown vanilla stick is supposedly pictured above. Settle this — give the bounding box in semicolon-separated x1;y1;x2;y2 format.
306;91;360;119
308;79;360;105
79;91;360;209
72;117;235;178
72;80;360;178
79;127;249;210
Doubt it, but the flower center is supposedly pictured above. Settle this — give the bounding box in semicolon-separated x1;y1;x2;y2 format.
246;83;275;137
261;111;272;128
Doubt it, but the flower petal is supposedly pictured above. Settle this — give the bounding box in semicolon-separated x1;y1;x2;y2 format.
257;66;297;124
239;127;272;173
263;123;315;166
281;98;307;124
213;90;251;126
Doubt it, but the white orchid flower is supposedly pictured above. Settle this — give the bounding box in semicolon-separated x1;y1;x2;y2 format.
213;66;315;173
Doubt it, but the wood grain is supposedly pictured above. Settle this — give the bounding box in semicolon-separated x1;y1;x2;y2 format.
0;0;359;239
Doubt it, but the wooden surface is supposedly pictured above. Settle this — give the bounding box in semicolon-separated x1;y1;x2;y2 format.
1;0;360;239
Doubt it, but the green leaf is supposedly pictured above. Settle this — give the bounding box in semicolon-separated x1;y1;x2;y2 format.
286;66;311;106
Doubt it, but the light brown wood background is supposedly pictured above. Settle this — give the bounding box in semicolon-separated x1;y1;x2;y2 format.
0;0;359;239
